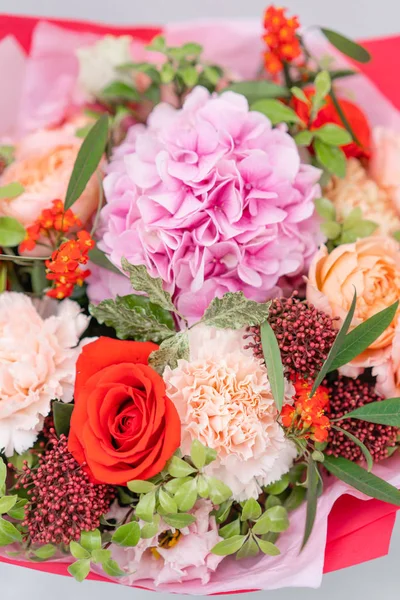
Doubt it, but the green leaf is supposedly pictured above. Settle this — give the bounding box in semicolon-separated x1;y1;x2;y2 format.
312;70;331;116
294;130;314;146
33;544;56;560
112;521;141;547
211;535;246;556
219;518;241;539
251;99;300;126
158;488;178;514
140;516;161;539
68;559;91;582
224;80;289;103
7;499;28;521
236;535;260;559
88;247;121;274
135;491;156;523
196;475;209;498
52;401;74;437
329;301;399;371
208;477;232;505
0;517;22;546
70;541;91;559
313;124;352;146
260;321;285;411
252;506;289;535
0;495;17;514
163;513;197;529
181;42;203;56
89;294;175;343
214;501;233;524
163;477;192;495
64;114;108;210
160;62;175;84
121;259;175;312
301;459;319;550
332;426;373;472
284;486;307;512
291;86;310;104
80;529;101;552
204;447;218;466
0;182;24;200
102;559;125;577
0;216;26;246
174;478;198;512
341;397;400;427
257;538;281;556
321;28;371;63
265;495;282;509
315;197;336;221
91;549;111;564
314;138;346;178
190;439;207;470
167;456;197;478
203;66;220;86
344;220;378;240
101;81;140;102
31;261;48;295
180;65;199;87
0;145;15;165
127;480;156;494
241;498;262;522
320;221;341;240
146;35;167;53
324;455;400;505
149;332;190;374
264;474;290;496
311;289;357;395
201;291;270;329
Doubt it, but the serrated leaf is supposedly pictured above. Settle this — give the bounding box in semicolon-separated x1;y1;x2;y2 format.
89;294;175;343
321;28;371;63
211;535;246;556
241;498;262;522
257;538;281;556
68;559;91;582
112;521;141;547
301;459;319;550
127;480;156;494
135;491;156;523
121;259;175;311
80;529;101;552
224;80;290;103
251;99;300;125
65;114;108;210
208;477;233;505
332;426;373;472
324;455;400;505
70;541;91;559
33;544;56;560
315;197;336;221
0;182;24;200
313;123;352;146
190;439;207;470
311;289;357;395
202;291;270;329
341;397;400;427
163;513;196;529
149;332;189;374
102;558;125;577
0;496;17;514
328;301;399;371
219;518;241;539
52;401;74;437
158;488;178;514
260;321;284;411
236;535;260;559
0;216;26;246
314;138;346;178
174;478;198;512
264;474;290;496
0;517;22;547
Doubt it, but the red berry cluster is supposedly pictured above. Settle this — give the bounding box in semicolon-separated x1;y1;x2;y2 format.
15;432;115;545
326;377;398;463
244;293;337;380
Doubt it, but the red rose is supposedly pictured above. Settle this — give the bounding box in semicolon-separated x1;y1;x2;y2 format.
293;88;371;158
68;337;181;485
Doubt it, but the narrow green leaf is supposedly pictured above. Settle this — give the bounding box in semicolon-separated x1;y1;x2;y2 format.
211;535;246;556
314;138;347;178
52;401;74;437
0;216;26;246
88;247;121;274
260;321;284;411
329;301;399;372
68;559;91;582
311;290;357;395
0;182;24;200
0;517;22;547
257;538;281;556
162;513;196;528
70;541;91;559
112;521;140;547
324;455;400;505
224;80;290;103
80;529;101;552
313;124;352;146
284;486;307;512
167;456;197;478
301;459;319;550
64;114;108;210
241;498;262;522
321;28;371;63
127;480;156;494
341;397;400;427
332;426;373;472
252;99;300;125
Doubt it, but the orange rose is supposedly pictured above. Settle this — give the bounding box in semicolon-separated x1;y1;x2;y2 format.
68;337;181;485
306;237;400;368
0;119;100;228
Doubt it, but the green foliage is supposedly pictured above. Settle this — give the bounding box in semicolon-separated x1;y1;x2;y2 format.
320;28;371;63
201;291;270;329
224;81;290;103
264;474;290;496
112;521;141;547
101;81;140;102
260;321;285;411
211;534;246;556
251;99;300;126
241;498;262;522
313;123;352;146
301;459;320;550
315;200;378;250
68;559;91;582
332;426;373;472
0;517;22;547
252;506;290;535
341;397;400;427
88;247;122;274
68;529;125;582
314;138;346;178
0;216;26;247
167;455;197;478
52;401;74;437
127;480;156;494
0;182;24;200
148;332;190;373
121;259;176;313
135;490;156;522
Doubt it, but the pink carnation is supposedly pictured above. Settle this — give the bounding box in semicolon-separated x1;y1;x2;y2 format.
98;86;322;321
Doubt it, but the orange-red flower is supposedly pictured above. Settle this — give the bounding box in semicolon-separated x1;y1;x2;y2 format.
262;6;302;74
281;378;331;443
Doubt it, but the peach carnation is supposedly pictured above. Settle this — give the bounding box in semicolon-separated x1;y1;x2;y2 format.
0;292;89;455
164;326;297;500
324;158;400;236
370;126;400;213
0;118;101;228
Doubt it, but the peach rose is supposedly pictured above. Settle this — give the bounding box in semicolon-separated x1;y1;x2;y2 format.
374;320;400;398
0;119;101;227
369;127;400;214
306;237;400;368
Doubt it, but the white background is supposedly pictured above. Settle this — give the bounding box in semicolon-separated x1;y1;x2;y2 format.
1;0;400;598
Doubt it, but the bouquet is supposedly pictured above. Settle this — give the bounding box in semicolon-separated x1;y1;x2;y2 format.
0;6;399;593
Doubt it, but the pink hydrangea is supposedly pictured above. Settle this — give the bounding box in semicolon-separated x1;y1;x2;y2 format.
97;87;322;321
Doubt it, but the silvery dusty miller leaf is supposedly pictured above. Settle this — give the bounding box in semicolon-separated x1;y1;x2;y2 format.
149;332;190;373
202;292;270;329
121;258;176;312
89;295;175;343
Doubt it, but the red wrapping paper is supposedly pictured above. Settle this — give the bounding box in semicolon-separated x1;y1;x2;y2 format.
0;12;399;586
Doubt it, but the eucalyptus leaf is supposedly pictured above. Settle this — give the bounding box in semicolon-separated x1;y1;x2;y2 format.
201;291;270;329
112;521;141;547
211;534;246;556
68;559;91;582
260;321;284;411
314;138;346;178
0;216;26;247
251;99;300;126
332;426;373;472
148;332;189;374
301;459;319;550
321;28;371;63
341;397;400;427
52;401;74;437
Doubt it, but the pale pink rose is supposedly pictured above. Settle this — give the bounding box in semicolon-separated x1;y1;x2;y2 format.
0;118;101;228
370;127;400;213
112;500;223;586
306;237;400;369
0;292;89;455
164;326;296;500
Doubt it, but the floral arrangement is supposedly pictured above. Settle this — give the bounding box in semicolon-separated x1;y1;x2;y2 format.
0;5;399;594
